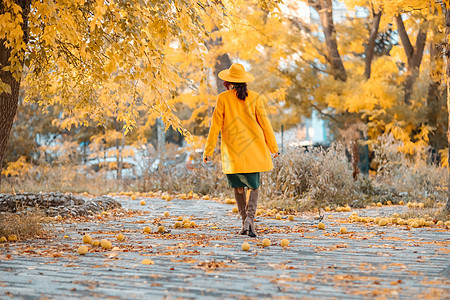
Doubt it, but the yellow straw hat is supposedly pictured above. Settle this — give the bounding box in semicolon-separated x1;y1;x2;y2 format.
218;63;255;83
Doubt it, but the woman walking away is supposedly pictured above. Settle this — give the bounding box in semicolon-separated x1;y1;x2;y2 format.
203;63;279;237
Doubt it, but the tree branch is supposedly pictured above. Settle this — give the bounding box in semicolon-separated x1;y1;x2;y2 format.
281;69;339;122
317;0;347;81
289;16;331;64
308;0;321;11
401;20;428;104
412;25;428;69
364;9;382;79
395;14;413;60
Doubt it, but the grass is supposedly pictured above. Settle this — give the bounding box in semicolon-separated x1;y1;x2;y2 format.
0;209;52;240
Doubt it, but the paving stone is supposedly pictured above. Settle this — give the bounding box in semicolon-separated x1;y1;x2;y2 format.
0;197;448;299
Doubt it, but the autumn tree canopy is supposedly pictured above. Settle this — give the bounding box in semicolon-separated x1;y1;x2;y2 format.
0;0;282;178
1;0;449;187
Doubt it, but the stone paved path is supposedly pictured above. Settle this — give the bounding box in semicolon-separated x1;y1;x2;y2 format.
0;196;449;299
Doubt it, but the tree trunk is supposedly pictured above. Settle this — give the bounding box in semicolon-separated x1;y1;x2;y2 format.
0;66;20;185
403;72;417;104
351;139;359;181
427;41;447;155
119;132;124;181
0;0;31;185
395;15;428;104
214;53;232;94
116;139;121;181
317;0;347;82
445;7;450;213
156;117;165;153
209;0;232;94
364;10;382;79
404;27;427;103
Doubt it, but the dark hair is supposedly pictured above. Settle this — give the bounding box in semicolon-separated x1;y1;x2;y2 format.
224;81;248;101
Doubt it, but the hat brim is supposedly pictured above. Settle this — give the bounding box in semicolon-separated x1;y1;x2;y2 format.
218;69;255;83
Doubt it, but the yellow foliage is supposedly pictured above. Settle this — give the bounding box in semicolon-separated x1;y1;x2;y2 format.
4;0;279;143
1;0;447;166
439;149;449;168
2;156;32;177
0;0;25;87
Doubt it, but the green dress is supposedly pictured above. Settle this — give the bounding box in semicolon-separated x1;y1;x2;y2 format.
226;172;260;190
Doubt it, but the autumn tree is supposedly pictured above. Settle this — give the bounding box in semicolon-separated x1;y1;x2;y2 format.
0;0;31;183
378;0;449;210
181;0;449;208
0;0;286;183
444;3;450;212
0;0;209;182
216;0;447;177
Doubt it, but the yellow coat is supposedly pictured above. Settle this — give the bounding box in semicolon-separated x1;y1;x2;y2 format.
204;90;279;174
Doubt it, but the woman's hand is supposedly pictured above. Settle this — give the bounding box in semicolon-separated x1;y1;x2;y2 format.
203;156;212;164
273;151;280;158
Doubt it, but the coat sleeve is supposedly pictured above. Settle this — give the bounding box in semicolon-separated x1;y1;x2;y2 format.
204;95;224;157
255;95;279;154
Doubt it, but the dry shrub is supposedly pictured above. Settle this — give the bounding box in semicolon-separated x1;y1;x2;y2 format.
142;153;228;196
183;163;228;195
139;144;364;209
1;139;132;194
434;207;450;222
260;143;364;210
400;207;449;222
1;163;129;194
0;209;51;240
372;134;448;203
2;135;447;213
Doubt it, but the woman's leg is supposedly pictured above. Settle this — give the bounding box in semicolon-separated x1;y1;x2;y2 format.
233;187;247;235
244;188;258;237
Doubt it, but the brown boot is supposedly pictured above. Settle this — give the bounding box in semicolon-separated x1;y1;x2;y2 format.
234;188;247;235
244;188;258;237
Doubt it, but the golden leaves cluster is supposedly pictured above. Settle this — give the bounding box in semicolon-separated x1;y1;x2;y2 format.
2;0;225;138
0;0;26;92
